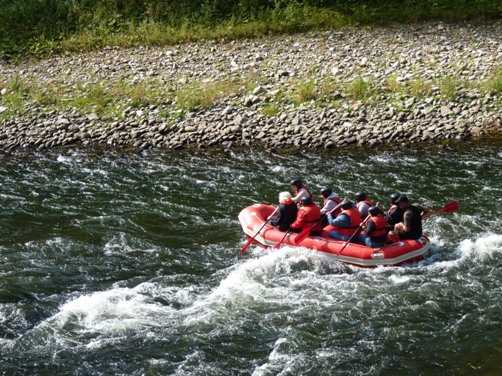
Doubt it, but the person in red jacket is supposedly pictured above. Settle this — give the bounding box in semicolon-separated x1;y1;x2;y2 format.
290;196;323;236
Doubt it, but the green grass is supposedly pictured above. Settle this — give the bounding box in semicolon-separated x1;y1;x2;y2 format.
292;80;318;105
1;0;500;60
438;76;459;101
1;62;500;122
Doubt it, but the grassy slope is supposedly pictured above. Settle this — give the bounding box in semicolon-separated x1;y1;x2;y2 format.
0;0;500;60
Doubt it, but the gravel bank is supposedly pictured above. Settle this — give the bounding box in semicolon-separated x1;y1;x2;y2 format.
0;21;500;151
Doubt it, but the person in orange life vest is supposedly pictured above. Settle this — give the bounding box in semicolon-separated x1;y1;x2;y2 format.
290;178;313;204
269;191;298;232
327;200;361;241
358;206;388;248
289;196;323;236
354;192;375;220
390;195;430;240
320;187;341;227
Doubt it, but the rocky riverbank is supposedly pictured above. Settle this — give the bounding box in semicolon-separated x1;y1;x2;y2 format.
0;21;500;151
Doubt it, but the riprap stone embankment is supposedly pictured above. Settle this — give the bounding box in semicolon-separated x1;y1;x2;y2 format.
0;21;500;151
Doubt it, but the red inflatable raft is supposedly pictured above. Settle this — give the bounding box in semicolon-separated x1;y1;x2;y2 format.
239;203;432;267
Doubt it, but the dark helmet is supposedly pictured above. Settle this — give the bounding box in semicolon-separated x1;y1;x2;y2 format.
390;192;401;204
320;187;332;198
340;200;352;210
355;192;366;202
395;195;409;205
300;196;312;205
290;178;302;189
368;206;381;216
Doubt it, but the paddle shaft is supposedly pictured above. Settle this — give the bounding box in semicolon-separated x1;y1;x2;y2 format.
337;215;370;257
273;228;291;249
294;203;342;245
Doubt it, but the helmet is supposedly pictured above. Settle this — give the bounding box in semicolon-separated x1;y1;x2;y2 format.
300;196;312;205
320;187;332;198
395;195;409;205
290;178;302;188
340;200;352;210
390;192;401;204
355;192;366;202
368;206;381;216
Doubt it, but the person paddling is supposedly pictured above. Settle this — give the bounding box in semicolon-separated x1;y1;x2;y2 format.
290;178;313;204
290;196;323;236
354;192;375;220
327;200;361;241
377;192;403;231
320;187;341;227
269;191;298;231
358;206;388;248
389;195;429;240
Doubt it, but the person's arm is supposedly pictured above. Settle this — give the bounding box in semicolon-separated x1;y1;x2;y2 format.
328;213;350;227
364;220;376;235
402;209;413;232
291;188;307;202
415;204;430;216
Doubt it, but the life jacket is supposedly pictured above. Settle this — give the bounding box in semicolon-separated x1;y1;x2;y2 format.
365;215;387;239
300;185;313;199
386;205;403;226
332;207;361;236
290;203;323;233
325;195;341;204
323;194;342;215
356;198;375;209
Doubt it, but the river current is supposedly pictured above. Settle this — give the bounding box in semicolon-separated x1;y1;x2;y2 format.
0;141;501;375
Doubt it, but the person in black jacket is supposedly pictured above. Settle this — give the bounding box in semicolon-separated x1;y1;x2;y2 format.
270;192;298;231
390;195;429;240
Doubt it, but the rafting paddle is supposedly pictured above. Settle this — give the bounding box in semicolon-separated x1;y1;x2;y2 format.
273;228;291;249
422;200;460;219
241;207;278;254
336;215;370;258
293;219;322;245
294;203;343;245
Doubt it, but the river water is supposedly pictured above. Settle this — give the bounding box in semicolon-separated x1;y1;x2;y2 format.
0;140;501;375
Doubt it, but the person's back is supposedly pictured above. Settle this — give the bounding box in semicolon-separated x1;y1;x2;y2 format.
320;187;341;215
358;206;388;247
355;192;374;219
385;192;403;226
402;204;423;239
271;192;298;231
391;195;429;240
290;196;323;235
327;200;361;240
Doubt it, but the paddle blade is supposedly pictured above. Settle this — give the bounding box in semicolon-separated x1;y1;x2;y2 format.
442;200;460;213
422;200;460;218
293;228;310;245
241;236;255;254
